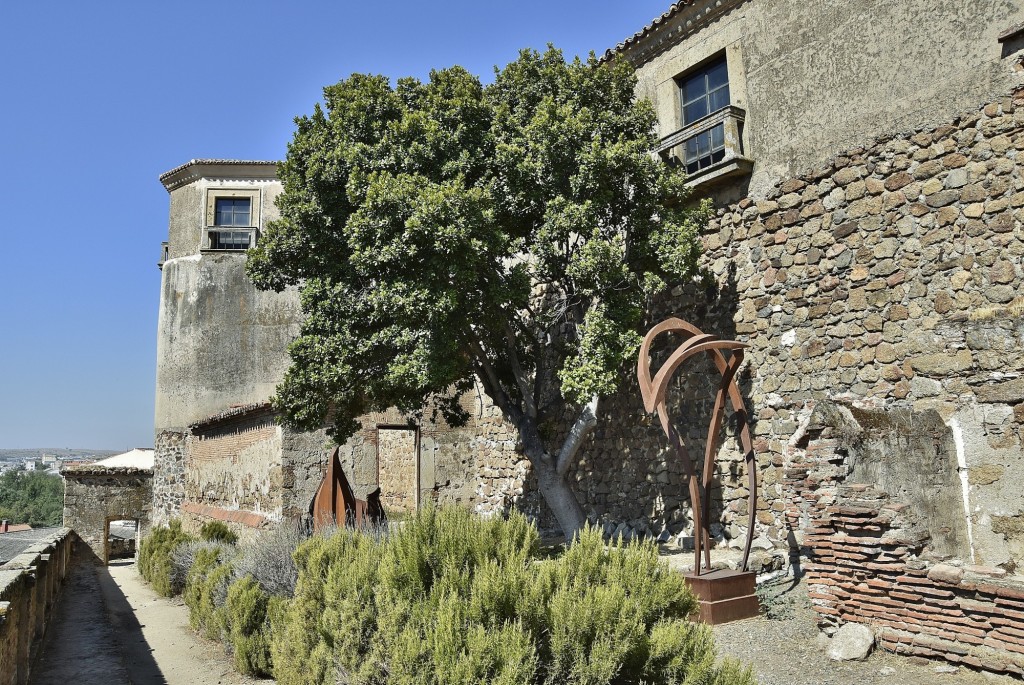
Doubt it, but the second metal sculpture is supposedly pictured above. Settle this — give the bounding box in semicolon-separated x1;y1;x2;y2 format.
636;318;757;575
311;447;386;532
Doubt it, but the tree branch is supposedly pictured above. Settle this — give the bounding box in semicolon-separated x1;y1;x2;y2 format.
465;336;522;426
503;321;536;419
556;395;599;477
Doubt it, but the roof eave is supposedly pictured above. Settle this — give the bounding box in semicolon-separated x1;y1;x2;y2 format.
159;159;280;192
604;0;747;66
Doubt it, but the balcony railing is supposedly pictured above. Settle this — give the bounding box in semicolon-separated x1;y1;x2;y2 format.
157;241;169;270
203;227;256;252
655;105;753;187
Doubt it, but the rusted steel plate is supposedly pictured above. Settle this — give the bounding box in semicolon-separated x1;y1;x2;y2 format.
311;447;386;532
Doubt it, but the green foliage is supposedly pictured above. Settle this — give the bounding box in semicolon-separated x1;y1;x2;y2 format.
270;506;752;685
200;520;238;545
754;577;801;621
248;46;708;444
225;576;281;677
183;543;236;639
0;469;64;526
138;520;195;597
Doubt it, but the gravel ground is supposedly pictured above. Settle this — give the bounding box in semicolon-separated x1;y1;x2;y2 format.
712;578;1017;685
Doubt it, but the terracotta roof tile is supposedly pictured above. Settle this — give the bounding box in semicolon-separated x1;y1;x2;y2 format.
158;159;278;183
604;2;696;59
189;402;274;430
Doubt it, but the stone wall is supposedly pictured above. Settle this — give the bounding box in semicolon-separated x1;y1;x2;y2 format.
560;87;1024;568
785;401;1024;676
151;430;186;527
62;466;152;564
0;529;74;685
154;254;302;432
280;425;332;521
335;397;535;525
377;428;418;513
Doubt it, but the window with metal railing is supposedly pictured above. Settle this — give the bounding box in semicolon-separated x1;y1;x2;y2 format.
678;57;730;174
207;197;254;250
208;230;253;250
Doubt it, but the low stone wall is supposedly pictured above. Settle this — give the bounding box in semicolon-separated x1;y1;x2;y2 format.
786;403;1024;676
0;529;75;685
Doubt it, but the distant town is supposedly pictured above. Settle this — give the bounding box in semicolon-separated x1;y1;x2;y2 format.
0;448;120;475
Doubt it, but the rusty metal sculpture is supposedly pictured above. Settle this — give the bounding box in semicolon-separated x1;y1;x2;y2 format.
311;447;386;532
637;318;756;576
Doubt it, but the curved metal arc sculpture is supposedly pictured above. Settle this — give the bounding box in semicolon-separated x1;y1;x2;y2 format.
637;318;756;575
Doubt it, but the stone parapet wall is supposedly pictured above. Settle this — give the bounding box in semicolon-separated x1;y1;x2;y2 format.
0;529;74;685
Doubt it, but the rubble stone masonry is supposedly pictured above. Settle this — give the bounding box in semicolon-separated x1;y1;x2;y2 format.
565;88;1024;673
152;430;186;527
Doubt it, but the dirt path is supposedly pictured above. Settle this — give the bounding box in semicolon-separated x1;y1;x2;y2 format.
31;556;269;685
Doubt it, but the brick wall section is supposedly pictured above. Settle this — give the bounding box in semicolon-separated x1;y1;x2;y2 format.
177;409;283;539
0;529;74;685
180;502;269;529
786;425;1024;676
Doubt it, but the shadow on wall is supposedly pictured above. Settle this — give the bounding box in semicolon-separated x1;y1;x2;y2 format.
555;260;749;544
802;401;971;560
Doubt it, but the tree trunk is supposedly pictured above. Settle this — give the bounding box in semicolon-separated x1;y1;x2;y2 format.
523;443;587;541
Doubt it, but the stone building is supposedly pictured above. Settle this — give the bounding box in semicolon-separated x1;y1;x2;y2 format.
591;0;1024;673
152;161;529;539
152;0;1024;672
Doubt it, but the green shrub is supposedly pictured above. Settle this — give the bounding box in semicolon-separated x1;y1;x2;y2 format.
183;543;236;640
271;505;754;685
226;576;281;677
200;520;239;545
138;520;195;597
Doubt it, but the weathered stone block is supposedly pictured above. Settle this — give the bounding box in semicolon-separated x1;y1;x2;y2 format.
909;351;973;376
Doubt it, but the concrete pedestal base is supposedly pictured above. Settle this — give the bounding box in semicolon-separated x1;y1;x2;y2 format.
684;569;760;625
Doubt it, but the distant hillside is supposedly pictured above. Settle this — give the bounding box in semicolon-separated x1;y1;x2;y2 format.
0;448;121;461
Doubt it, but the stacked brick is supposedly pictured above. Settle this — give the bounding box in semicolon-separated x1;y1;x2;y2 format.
787;428;1024;676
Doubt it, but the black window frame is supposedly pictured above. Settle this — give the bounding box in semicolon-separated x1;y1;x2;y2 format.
677;56;731;174
213;197;252;228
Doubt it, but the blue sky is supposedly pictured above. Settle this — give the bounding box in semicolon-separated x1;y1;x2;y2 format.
0;1;670;450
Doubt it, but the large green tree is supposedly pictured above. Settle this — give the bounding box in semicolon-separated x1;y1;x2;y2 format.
249;47;708;538
0;469;64;527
